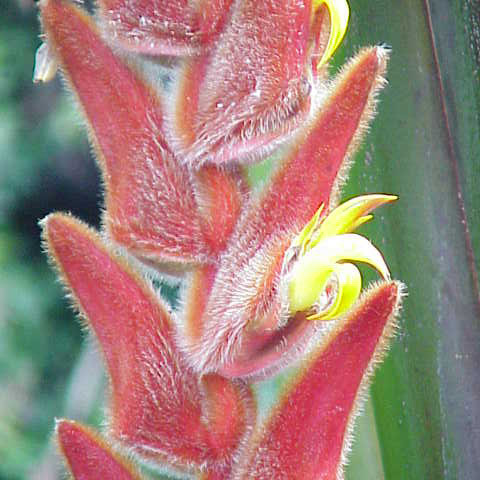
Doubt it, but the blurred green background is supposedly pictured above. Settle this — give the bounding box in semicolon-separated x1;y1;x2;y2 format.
1;1;104;478
1;0;479;479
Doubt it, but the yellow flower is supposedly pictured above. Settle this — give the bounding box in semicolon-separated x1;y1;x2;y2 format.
287;194;397;320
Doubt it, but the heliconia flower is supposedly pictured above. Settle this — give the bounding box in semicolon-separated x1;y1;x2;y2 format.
286;194;396;321
43;212;402;480
36;0;404;478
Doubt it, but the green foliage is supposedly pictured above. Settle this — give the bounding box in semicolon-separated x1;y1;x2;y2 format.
0;1;100;478
342;1;480;479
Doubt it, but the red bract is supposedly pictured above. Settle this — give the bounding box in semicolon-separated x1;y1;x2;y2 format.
98;0;234;56
56;420;143;480
169;0;317;167
38;0;403;478
43;214;253;473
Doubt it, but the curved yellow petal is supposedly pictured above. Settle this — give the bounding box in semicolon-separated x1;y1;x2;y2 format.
314;0;350;67
289;263;333;314
293;203;324;255
288;233;390;313
316;263;361;320
312;194;398;245
349;213;373;232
